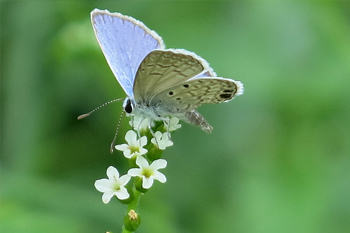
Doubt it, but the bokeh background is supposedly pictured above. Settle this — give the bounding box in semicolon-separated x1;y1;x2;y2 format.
1;1;350;233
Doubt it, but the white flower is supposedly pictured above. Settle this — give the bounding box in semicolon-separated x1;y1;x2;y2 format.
164;117;181;132
115;130;148;159
94;166;131;203
128;156;167;189
129;115;154;133
151;131;174;150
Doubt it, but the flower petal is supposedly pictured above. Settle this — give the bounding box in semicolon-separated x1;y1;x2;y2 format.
125;130;137;145
118;174;131;185
115;144;129;152
128;168;142;177
155;131;162;140
106;166;119;180
142;176;154;189
123;150;132;159
165;139;173;147
150;138;156;145
94;179;112;192
166;117;181;132
102;190;114;204
115;187;130;200
153;171;167;183
150;159;167;170
138;148;148;156
139;136;148;147
136;156;149;169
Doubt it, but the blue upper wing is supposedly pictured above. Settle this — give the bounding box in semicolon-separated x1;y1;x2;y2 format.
91;9;165;98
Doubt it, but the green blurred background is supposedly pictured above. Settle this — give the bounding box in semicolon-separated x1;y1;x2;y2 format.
1;1;350;233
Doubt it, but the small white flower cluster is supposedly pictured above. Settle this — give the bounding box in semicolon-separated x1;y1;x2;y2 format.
128;115;154;133
151;131;173;150
115;130;148;159
94;166;131;204
94;117;181;204
129;115;181;133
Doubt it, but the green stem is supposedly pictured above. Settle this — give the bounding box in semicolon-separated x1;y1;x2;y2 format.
121;186;142;233
127;186;142;212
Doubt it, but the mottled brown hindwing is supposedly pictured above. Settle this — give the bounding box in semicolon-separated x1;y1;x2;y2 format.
154;77;239;112
133;50;205;102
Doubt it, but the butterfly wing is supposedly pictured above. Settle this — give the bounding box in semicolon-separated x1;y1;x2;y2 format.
153;74;243;133
91;9;165;98
133;49;215;103
134;49;243;111
155;77;244;112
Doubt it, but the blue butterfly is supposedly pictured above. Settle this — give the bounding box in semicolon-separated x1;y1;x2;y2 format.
85;9;243;135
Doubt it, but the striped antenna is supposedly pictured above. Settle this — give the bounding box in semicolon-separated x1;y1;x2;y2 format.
110;110;126;153
77;98;124;120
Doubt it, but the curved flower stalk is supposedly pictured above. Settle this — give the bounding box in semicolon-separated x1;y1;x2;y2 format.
94;117;180;232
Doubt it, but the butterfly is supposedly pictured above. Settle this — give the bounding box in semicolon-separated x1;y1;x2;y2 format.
90;9;243;134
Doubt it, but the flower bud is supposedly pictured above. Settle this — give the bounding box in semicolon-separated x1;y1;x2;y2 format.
123;210;141;232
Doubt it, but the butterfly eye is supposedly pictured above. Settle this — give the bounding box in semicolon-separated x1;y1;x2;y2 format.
124;99;133;113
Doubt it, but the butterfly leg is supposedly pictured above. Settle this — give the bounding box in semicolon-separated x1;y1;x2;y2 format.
147;121;160;147
163;118;173;143
136;116;145;139
130;115;135;130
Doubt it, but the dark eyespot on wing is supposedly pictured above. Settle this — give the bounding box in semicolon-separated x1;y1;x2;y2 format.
223;89;233;93
154;77;241;112
220;93;233;99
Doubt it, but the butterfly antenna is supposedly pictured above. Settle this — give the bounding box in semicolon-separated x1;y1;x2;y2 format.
110;110;125;153
77;98;124;120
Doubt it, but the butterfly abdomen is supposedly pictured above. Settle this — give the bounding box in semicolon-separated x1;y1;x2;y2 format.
184;110;213;133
